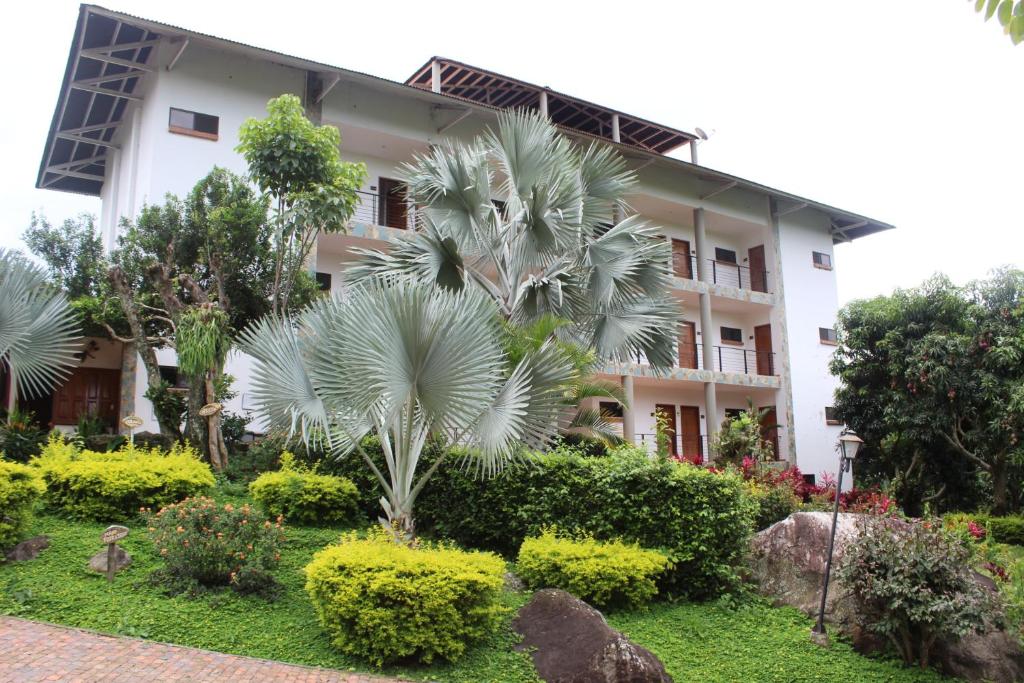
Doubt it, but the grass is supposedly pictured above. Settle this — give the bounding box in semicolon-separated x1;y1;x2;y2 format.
0;492;946;683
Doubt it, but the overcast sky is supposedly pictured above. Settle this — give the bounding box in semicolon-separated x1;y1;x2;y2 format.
2;0;1020;304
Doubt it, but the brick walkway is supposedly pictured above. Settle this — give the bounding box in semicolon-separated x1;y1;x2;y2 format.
0;617;407;682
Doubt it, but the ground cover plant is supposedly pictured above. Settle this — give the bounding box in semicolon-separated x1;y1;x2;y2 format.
0;494;947;682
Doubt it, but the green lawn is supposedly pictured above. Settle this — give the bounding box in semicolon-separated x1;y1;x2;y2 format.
1;500;945;683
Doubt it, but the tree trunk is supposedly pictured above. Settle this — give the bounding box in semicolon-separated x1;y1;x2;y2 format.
186;377;207;458
108;266;179;439
992;454;1010;516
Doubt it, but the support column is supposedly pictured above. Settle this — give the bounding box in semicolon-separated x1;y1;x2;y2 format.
539;90;549;118
767;197;797;465
431;60;441;93
611;114;620;143
621;374;635;444
693;206;718;457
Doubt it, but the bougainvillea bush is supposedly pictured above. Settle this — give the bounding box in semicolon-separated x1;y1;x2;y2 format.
144;497;285;597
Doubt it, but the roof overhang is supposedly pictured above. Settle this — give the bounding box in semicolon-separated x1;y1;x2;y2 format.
405;58;696;155
37;5;162;196
38;5;894;242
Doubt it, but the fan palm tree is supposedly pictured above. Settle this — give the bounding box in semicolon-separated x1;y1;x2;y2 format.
346;110;681;372
0;250;81;418
239;279;573;541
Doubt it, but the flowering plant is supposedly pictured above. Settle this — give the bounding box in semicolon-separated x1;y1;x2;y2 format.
143;496;285;597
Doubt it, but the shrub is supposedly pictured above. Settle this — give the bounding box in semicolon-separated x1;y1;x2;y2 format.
745;480;801;531
987;516;1024;546
249;453;358;526
304;530;505;665
942;513;1024;546
144;497;285;596
0;409;48;463
414;446;755;598
838;519;998;668
32;436;214;520
516;529;671;608
0;460;46;550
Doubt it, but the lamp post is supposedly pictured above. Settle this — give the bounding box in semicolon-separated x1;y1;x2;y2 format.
811;429;863;643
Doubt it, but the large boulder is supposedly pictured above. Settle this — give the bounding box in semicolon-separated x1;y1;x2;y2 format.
513;589;673;683
4;535;49;562
87;546;132;574
750;512;1024;683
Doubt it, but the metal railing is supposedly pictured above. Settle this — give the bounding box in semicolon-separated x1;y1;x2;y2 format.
675;343;775;376
351;189;415;230
706;258;769;293
635;433;709;464
672;253;698;280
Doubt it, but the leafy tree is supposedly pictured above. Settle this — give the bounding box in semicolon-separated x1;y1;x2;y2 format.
967;0;1024;45
832;270;1024;514
0;250;81;418
237;94;366;315
22;213;105;298
239;279;573;541
346;110;681;372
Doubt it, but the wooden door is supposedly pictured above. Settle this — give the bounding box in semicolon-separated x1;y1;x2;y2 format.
760;405;780;460
679;405;702;463
378;178;408;229
748;245;767;292
51;368;120;426
654;404;678;457
672;239;692;279
678;321;698;369
754;324;774;375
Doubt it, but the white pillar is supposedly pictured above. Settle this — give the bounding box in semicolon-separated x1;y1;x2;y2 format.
611;114;620;143
431;61;441;93
539;90;549;118
621;374;635;444
693;207;718;456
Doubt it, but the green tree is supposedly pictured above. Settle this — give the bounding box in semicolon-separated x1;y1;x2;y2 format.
239;280;573;541
177;304;231;470
0;250;81;418
347;110;680;371
237;93;366;315
967;0;1024;45
832;270;1024;514
22;213;105;298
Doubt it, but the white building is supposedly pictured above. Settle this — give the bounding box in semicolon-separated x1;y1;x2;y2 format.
34;5;891;484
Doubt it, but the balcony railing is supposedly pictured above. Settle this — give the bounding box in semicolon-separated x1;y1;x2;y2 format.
635;433;709;464
672;252;698;280
706;259;769;293
675;343;775;376
351;189;415;230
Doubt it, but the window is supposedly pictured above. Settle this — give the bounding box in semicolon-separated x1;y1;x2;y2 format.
725;408;744;421
158;365;189;390
825;406;841;425
812;251;832;270
721;326;743;345
315;272;332;291
802;473;817;487
599;401;624;419
819;327;838;345
168;107;219;140
715;247;737;264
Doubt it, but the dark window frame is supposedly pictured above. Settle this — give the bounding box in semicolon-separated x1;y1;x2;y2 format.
720;326;743;345
714;247;737;264
812;251;833;270
315;272;332;292
168;107;220;141
825;406;841;425
599;401;624;419
819;327;838;345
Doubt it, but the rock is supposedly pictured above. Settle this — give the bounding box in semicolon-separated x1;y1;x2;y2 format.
4;535;50;562
750;512;1024;683
88;546;132;574
504;571;526;592
513;588;673;683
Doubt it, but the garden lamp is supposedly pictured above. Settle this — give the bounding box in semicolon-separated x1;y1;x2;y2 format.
811;429;862;642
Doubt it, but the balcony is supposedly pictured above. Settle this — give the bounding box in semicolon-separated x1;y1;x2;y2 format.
635;432;709;464
351;189;413;230
676;343;775;376
705;259;769;293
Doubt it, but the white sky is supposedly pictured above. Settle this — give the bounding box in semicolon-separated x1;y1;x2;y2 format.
2;0;1021;304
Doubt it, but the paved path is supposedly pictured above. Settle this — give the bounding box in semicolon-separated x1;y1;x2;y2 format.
0;617;407;682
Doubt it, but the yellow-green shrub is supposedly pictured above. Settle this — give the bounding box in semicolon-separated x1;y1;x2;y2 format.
0;460;45;549
249;453;358;526
32;436;214;520
304;530;505;665
516;528;671;608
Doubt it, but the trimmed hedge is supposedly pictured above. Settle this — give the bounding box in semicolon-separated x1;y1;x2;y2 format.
942;512;1024;546
32;436;215;520
0;460;46;549
517;529;671;608
249;453;359;526
304;530;505;665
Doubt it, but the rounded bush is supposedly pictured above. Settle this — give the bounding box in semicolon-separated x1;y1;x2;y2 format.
516;529;671;608
0;460;46;549
32;436;214;520
144;497;285;596
304;530;505;665
249;453;358;526
986;516;1024;546
745;480;801;531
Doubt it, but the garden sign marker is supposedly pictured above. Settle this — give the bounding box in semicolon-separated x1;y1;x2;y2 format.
120;415;143;446
100;525;129;582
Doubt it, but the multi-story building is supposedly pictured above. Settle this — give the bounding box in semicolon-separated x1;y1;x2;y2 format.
34;5;891;482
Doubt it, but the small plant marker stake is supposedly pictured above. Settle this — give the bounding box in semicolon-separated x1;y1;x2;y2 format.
120;415;143;446
100;525;129;582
